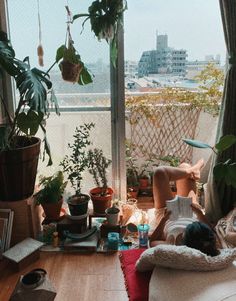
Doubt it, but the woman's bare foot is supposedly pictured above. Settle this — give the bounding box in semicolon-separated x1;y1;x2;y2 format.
188;159;205;180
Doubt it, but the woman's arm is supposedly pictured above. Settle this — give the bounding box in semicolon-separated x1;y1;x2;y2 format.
149;210;171;242
191;203;214;229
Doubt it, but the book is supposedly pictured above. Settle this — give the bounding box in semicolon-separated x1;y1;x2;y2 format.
0;218;8;255
0;209;14;251
166;195;193;221
3;238;44;271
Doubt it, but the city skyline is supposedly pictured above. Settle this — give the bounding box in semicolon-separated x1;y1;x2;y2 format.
7;0;226;70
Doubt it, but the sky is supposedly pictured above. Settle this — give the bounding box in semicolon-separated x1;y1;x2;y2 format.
7;0;226;68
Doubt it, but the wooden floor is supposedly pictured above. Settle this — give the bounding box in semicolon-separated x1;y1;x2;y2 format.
0;252;128;301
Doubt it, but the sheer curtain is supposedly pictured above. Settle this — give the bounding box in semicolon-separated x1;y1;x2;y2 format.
206;0;236;223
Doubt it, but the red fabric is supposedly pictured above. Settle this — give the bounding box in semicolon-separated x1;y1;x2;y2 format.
119;249;152;301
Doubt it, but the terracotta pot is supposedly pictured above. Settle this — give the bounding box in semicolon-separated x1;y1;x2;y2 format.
127;187;139;199
67;194;90;216
90;187;113;214
61;61;83;83
41;198;63;221
0;136;40;201
139;178;149;188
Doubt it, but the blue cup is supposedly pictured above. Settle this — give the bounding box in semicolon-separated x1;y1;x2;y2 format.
138;224;150;247
107;232;119;250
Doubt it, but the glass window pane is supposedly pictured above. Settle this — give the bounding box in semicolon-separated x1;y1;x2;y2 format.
7;0;112;194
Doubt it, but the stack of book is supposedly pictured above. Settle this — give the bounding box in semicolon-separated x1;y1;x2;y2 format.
0;209;14;258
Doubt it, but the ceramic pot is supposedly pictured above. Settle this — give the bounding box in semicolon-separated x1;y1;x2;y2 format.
67;194;90;216
139;177;149;188
41;198;63;221
90;187;113;214
105;207;120;226
61;61;83;83
0;136;40;201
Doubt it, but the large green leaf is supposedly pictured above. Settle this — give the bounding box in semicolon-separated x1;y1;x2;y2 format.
17;111;44;136
215;135;236;152
213;161;236;188
56;45;66;63
15;67;52;114
0;31;53;115
78;67;93;85
183;138;212;149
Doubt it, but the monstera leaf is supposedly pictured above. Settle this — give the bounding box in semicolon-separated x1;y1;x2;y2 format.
15;64;52;114
17;111;44;136
0;30;58;165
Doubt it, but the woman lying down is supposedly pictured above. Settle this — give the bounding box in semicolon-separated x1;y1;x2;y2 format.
149;159;233;255
136;161;236;301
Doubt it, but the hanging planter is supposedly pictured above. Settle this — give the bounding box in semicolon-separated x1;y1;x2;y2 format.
73;0;127;67
55;6;93;85
60;60;83;83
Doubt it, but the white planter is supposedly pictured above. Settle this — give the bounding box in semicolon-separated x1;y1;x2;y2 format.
105;207;120;226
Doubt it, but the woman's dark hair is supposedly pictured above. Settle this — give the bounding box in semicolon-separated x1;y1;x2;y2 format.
183;221;219;257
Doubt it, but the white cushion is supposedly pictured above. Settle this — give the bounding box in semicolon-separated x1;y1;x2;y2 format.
135;244;236;272
149;263;236;301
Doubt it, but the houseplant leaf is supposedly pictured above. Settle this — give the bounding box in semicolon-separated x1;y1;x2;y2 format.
214;161;236;188
17;111;44;136
15;65;52;114
215;135;236;152
78;67;93;85
183;138;212;149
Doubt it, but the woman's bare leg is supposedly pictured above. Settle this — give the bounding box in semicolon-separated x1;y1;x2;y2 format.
176;163;197;203
153;159;204;209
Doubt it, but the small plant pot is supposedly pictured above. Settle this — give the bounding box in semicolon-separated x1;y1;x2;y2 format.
41;198;63;221
139;177;149;188
106;207;120;226
67;194;90;216
60;60;83;83
127;187;139;199
90;187;113;214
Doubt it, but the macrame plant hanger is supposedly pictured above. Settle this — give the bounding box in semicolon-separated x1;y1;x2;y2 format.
37;0;44;66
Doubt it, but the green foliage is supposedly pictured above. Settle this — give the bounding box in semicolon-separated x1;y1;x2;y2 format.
125;140;155;186
183;139;212;149
183;135;236;188
158;155;180;167
60;123;95;196
56;42;93;85
0;31;59;165
87;148;112;195
125;140;139;187
35;171;67;204
73;0;127;67
126;63;224;122
215;135;236;152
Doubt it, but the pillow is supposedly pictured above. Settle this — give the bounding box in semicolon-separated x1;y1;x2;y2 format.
136;244;236;272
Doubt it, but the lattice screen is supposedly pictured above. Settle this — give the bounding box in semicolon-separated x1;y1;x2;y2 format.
127;104;201;164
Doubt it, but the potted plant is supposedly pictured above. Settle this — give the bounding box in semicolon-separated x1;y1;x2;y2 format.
35;171;67;221
60;123;95;216
72;0;127;67
105;202;120;226
87;148;113;214
55;6;93;85
0;31;59;201
125;141;139;198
